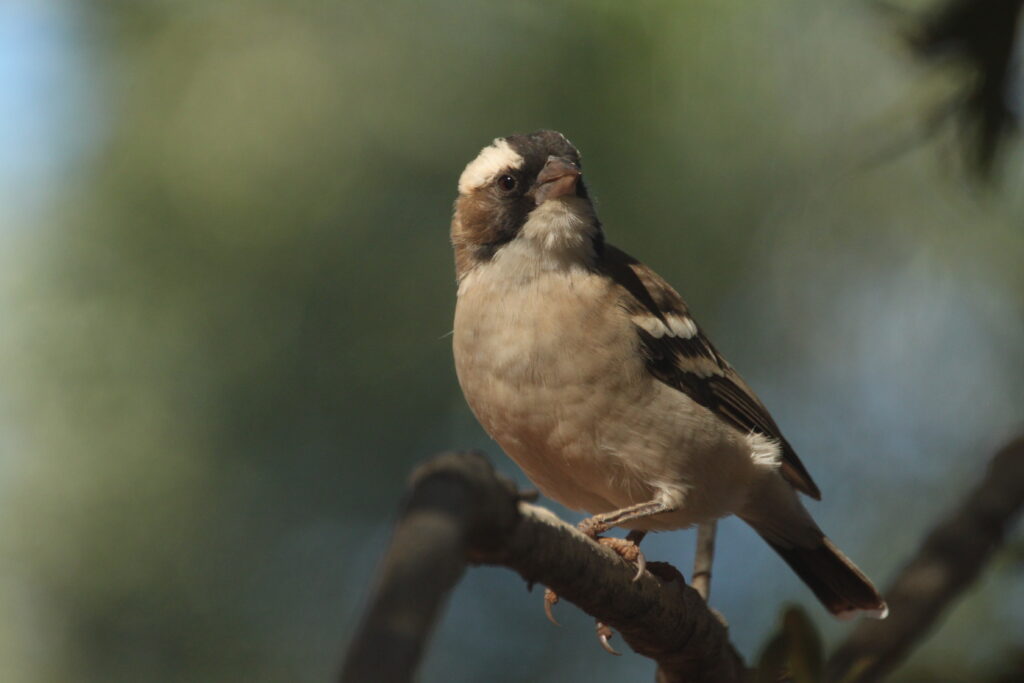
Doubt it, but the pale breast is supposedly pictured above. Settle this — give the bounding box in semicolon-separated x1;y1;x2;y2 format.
453;260;764;528
453;264;648;508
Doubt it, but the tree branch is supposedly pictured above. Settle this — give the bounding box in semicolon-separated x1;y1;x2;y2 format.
825;436;1024;682
339;451;745;683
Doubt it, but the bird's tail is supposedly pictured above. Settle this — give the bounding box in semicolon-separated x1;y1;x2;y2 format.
758;532;888;619
741;475;887;619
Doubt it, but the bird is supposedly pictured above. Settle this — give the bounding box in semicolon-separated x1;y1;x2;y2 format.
449;130;887;634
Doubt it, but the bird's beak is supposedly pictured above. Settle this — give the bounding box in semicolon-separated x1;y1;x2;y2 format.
533;156;581;205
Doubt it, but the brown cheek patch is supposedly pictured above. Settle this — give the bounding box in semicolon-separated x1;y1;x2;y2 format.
451;193;505;279
453;191;532;248
449;184;534;279
454;194;500;246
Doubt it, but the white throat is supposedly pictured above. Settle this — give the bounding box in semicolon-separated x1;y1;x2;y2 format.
490;196;598;278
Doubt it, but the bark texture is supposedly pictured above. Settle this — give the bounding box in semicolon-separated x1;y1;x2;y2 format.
340;451;744;683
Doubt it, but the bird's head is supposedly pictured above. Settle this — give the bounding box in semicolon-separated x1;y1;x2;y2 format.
451;130;602;280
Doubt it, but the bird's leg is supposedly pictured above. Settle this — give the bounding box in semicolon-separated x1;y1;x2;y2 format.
544;499;675;655
691;520;717;601
578;499;672;581
577;500;673;537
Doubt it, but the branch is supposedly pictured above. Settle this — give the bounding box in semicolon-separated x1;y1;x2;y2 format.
825;436;1024;682
339;451;745;683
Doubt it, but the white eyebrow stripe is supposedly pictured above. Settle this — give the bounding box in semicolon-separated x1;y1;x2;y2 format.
458;139;524;195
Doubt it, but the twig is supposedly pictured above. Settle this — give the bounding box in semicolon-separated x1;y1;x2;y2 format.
692;520;717;601
825;436;1024;682
340;451;745;683
338;451;520;683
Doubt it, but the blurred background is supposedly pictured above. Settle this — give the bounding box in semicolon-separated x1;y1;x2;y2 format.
1;0;1022;681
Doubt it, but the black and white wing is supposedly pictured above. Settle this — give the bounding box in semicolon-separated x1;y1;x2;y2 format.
600;245;821;500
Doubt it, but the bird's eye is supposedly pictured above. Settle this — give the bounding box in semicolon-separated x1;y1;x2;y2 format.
497;174;518;192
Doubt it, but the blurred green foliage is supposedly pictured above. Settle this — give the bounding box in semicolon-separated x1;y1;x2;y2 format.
1;1;1022;681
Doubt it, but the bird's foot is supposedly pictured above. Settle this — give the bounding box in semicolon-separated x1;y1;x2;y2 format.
542;518;650;653
596;536;647;582
586;534;646;655
542;522;647;655
577;517;648;582
543;587;622;656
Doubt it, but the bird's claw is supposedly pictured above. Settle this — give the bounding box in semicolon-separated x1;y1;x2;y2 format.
543;587;560;626
544;587;623;656
596;621;621;656
633;549;646;581
597;536;646;582
545;521;645;647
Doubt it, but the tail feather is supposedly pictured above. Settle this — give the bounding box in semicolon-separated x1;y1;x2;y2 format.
762;534;888;619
